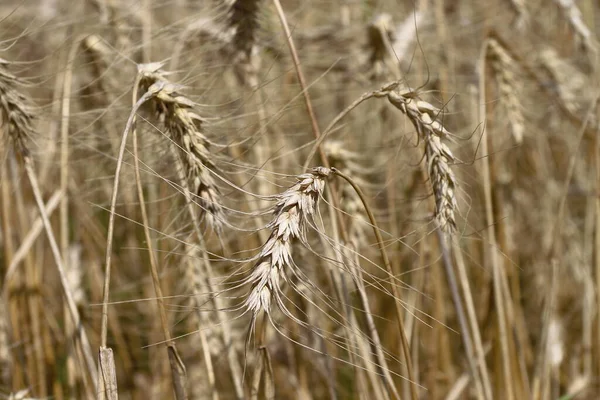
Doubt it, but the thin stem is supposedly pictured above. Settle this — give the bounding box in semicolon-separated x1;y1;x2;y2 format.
479;39;514;400
452;242;493;399
332;167;418;400
272;0;326;165
302;89;385;171
437;232;486;400
23;157;98;388
100;92;152;348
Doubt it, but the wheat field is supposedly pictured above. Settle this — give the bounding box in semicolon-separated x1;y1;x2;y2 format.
1;0;599;399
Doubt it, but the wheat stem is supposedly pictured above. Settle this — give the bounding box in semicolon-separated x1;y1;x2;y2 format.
332;167;417;400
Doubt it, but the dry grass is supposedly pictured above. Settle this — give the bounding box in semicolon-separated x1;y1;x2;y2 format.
2;1;600;399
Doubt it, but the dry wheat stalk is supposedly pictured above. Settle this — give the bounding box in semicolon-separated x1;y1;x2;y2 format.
243;167;331;400
137;63;225;231
66;244;85;307
488;38;525;144
243;167;331;318
547;317;564;369
386;86;459;233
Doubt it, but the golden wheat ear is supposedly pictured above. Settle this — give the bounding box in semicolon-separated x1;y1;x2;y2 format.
386;87;459;233
488;38;525;144
137;62;226;232
243;167;331;318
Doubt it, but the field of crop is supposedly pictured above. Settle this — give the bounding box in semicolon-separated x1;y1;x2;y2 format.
1;0;600;399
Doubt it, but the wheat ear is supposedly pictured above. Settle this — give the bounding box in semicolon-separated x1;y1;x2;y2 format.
386;86;459;233
138;63;225;231
488;38;525;144
243;167;331;317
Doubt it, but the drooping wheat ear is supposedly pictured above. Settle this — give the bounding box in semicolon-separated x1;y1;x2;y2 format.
386;87;458;233
0;58;35;157
137;63;225;230
487;38;525;144
555;0;598;55
244;167;331;318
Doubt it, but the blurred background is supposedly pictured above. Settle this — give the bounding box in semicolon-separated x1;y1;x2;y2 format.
1;0;600;399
